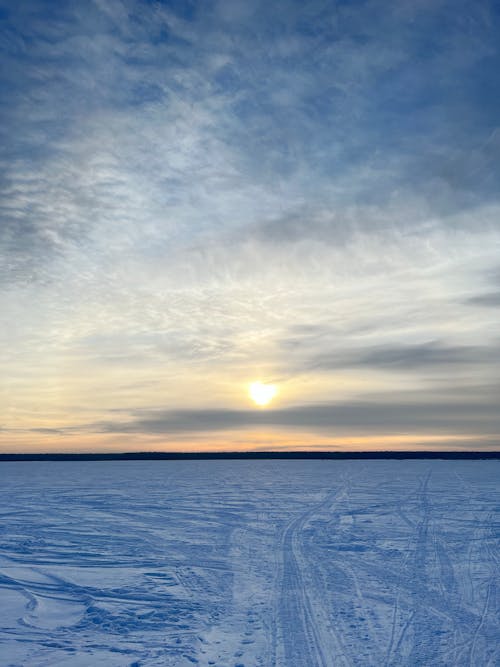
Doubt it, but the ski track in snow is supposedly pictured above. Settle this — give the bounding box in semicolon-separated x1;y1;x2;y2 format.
0;460;498;666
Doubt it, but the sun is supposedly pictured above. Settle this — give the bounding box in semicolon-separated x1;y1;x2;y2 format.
249;381;277;407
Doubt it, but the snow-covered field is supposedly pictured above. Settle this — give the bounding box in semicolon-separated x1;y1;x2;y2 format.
0;460;498;666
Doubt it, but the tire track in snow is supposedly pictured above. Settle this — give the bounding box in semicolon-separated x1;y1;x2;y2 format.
274;485;353;667
468;581;493;667
386;471;432;666
384;477;423;667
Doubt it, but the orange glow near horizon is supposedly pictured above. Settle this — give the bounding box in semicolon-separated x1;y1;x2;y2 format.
0;429;495;454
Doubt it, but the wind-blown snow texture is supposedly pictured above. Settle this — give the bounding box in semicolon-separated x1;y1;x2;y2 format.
0;460;498;666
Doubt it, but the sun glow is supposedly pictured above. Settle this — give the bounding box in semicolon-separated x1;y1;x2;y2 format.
249;381;278;407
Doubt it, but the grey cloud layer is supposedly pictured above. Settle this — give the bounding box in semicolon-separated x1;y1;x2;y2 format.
96;392;500;437
466;293;500;307
294;341;499;373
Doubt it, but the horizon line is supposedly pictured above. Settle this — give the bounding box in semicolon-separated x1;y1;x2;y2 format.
1;450;499;461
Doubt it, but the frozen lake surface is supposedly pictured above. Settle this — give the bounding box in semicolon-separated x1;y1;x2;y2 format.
0;460;498;666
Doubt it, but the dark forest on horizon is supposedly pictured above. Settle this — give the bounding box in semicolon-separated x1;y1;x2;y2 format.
1;451;498;461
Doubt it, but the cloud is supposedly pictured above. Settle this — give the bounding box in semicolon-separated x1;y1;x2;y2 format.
465;293;500;307
463;263;500;308
304;341;496;372
1;0;500;448
2;0;499;281
94;390;500;436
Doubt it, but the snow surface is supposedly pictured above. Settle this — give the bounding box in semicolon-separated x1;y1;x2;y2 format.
0;460;498;666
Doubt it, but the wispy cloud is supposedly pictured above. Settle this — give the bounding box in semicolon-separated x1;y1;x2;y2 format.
1;0;500;449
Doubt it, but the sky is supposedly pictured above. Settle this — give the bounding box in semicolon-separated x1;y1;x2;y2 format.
1;0;500;452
